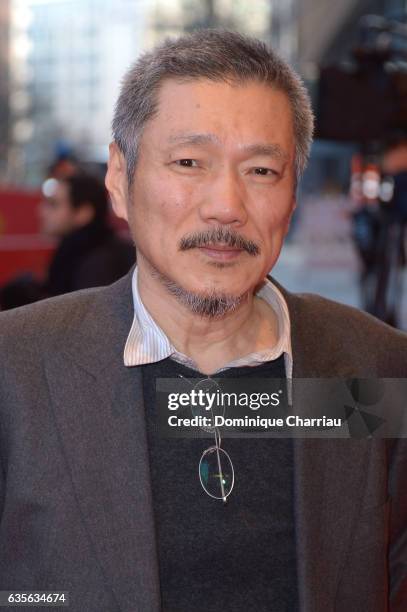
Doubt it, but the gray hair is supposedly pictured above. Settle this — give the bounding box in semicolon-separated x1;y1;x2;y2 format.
112;29;314;186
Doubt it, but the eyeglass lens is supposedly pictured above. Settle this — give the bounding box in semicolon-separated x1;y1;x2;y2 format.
199;430;234;502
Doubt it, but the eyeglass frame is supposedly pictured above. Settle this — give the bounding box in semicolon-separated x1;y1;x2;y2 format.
178;374;234;504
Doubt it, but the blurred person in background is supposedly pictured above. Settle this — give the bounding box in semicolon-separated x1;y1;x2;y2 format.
39;173;134;296
373;136;407;324
0;173;134;309
382;136;407;222
350;137;407;327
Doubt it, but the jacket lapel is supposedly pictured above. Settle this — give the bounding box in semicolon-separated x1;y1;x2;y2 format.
292;438;371;611
272;278;372;611
44;271;161;612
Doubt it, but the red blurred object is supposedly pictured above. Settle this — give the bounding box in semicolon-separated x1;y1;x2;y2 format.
0;189;130;286
0;189;55;285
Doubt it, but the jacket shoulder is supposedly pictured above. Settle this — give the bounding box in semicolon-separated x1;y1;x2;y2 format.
289;290;407;375
296;291;406;341
0;268;133;347
0;286;107;348
0;272;134;406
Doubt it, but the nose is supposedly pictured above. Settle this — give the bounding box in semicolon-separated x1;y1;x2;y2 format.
198;167;248;227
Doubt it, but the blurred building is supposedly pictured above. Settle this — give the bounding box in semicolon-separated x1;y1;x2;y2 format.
8;0;149;185
146;0;270;41
0;0;11;181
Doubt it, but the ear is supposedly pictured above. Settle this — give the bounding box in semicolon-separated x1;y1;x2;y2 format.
105;142;129;222
284;197;297;235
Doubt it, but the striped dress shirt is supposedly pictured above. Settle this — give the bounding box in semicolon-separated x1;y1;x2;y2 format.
124;266;293;377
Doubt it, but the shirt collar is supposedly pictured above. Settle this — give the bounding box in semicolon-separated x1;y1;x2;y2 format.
124;266;293;377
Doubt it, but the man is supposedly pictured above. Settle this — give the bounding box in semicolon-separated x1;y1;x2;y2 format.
0;29;406;612
0;173;134;310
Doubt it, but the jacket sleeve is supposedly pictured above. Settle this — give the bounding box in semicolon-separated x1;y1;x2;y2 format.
0;449;5;523
0;358;6;524
389;438;407;610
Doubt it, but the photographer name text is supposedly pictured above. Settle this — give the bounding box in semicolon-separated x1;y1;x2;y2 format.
167;415;342;429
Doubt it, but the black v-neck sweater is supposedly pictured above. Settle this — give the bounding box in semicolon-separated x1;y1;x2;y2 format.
141;355;298;612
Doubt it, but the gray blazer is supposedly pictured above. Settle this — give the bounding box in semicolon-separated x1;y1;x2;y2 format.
0;269;406;612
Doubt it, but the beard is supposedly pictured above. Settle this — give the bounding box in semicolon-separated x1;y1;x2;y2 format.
149;264;248;318
135;226;259;318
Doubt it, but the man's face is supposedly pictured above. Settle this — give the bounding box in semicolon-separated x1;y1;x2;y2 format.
39;181;77;237
108;79;296;303
39;181;94;238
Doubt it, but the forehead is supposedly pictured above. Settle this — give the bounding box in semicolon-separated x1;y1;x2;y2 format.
143;78;295;153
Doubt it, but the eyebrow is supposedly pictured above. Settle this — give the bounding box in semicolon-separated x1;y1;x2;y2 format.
167;133;221;149
167;133;288;161
243;143;288;161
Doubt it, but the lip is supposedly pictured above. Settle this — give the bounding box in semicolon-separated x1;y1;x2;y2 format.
197;246;244;261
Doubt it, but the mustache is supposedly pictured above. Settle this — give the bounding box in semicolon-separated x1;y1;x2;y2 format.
179;227;260;256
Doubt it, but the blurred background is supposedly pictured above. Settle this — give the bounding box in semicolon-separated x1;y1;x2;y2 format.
0;0;407;329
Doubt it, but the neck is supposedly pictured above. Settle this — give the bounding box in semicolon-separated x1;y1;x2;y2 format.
137;263;279;375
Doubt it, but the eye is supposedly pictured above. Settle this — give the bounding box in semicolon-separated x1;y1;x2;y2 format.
252;167;278;176
175;159;198;167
